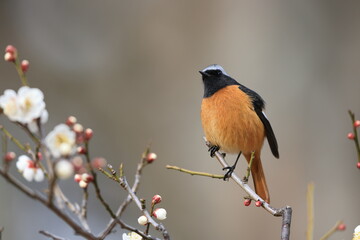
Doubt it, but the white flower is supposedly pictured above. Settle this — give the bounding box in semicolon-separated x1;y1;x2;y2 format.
122;232;142;240
28;109;48;133
153;208;167;220
55;159;74;179
16;155;44;182
0;89;21;121
0;87;47;125
354;225;360;240
45;124;76;158
137;215;148;225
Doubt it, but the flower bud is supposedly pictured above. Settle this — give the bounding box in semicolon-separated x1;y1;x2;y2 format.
347;133;355;140
66;116;77;126
5;45;17;54
137;215;148;225
77;146;87;154
73;123;84;133
354;120;360;128
146;153;157;163
255;200;263;207
4;52;15;62
74;174;82;183
337;223;346;231
91;157;107;169
4;152;16;162
84;128;93;141
21;60;29;72
55;160;74;179
153;208;167;220
79;180;88;188
357;162;360;169
244;199;251;206
152;194;162;205
81;173;93;183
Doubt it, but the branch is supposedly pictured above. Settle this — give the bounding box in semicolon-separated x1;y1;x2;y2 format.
319;221;344;240
307;183;314;240
39;230;66;240
166;165;224;179
204;137;292;239
98;150;148;239
348;110;360;163
0;169;98;239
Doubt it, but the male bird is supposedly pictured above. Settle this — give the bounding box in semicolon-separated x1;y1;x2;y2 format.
200;64;279;203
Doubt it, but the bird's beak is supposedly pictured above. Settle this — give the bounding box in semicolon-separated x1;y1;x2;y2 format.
199;71;209;77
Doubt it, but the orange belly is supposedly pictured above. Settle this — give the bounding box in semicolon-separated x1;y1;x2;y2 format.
201;85;265;154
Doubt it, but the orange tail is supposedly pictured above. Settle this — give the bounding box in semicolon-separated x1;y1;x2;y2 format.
245;153;270;203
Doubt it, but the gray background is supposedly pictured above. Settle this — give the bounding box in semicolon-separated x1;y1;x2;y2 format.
0;0;360;239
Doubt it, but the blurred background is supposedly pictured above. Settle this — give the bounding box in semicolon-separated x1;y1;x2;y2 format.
1;0;360;239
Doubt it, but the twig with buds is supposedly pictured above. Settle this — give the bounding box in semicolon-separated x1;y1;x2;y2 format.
99;163;170;240
348;110;360;168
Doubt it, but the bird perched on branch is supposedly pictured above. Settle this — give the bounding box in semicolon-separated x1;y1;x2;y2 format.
200;64;279;203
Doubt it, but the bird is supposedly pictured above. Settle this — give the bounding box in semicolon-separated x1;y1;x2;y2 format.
199;64;279;203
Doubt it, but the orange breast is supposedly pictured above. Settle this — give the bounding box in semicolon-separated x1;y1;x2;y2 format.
201;85;265;154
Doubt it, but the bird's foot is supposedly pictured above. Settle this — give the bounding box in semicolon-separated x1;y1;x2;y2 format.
208;145;220;157
222;165;235;181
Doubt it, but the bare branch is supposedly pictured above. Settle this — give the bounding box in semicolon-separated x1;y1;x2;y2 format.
39;230;66;240
166;165;224;179
204;137;292;240
0;169;98;239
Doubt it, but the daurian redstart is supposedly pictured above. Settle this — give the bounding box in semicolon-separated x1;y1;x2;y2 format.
200;64;279;203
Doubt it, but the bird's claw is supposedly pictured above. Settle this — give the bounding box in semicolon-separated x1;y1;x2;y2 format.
208;145;220;157
222;165;235;181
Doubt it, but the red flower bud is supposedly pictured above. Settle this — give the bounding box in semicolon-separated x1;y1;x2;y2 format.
91;157;107;169
255;200;263;207
357;162;360;169
337;223;346;231
4;52;15;62
244;199;251;206
4;152;16;162
5;45;17;54
77;146;87;154
74;174;82;183
354;120;360;128
84;128;93;141
347;133;355;140
146;153;157;163
21;60;30;72
152;194;162;205
66;116;77;126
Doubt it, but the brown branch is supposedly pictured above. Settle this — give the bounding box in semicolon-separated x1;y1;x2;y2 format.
0;169;99;239
203;137;292;240
319;221;344;240
98;150;148;239
348;110;360;163
39;230;66;240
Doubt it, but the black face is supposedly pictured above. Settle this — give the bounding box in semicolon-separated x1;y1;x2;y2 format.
200;68;239;98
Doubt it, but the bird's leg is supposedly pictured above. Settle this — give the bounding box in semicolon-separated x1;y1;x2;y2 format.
222;151;242;181
208;145;220;157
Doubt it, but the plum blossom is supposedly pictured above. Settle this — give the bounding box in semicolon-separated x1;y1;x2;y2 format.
0;89;21;121
153;208;167;220
16;155;44;182
0;86;47;126
45;124;76;158
354;225;360;240
122;232;142;240
55;159;74;179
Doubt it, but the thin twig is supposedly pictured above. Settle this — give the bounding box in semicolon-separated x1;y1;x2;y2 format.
319;221;343;240
81;188;89;219
39;230;66;240
84;141;117;219
166;165;224;179
348;110;360;163
307;183;314;240
98;150;148;239
0;125;27;152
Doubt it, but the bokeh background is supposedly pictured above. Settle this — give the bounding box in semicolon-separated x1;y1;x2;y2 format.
1;0;360;239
